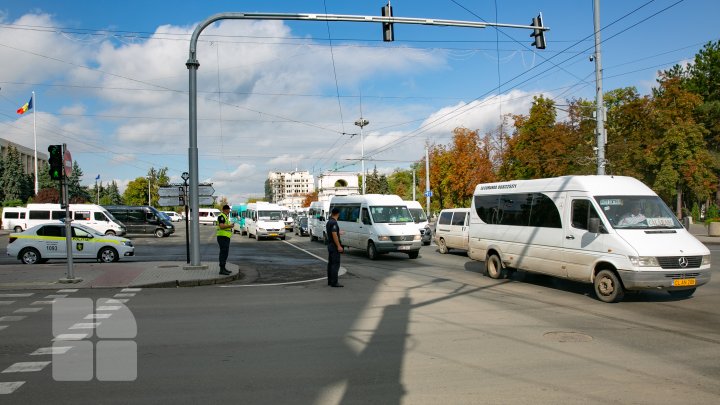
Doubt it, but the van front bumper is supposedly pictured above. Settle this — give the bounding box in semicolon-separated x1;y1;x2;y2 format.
375;241;422;253
617;268;711;290
257;229;285;239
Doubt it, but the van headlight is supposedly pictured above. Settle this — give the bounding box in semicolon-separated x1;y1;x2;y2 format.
628;256;659;267
378;235;390;241
702;255;711;265
413;234;421;241
258;227;265;232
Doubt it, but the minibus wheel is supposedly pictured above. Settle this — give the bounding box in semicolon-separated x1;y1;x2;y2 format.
485;253;503;279
105;230;116;236
367;241;378;260
668;288;695;299
594;269;625;303
14;226;23;233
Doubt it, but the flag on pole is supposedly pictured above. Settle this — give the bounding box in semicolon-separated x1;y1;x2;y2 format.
16;96;33;115
95;174;101;180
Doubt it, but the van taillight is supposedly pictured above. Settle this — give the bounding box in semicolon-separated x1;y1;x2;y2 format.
8;237;17;244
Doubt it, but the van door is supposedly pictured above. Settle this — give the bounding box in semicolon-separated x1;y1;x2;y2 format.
563;196;606;281
356;207;372;249
448;211;468;249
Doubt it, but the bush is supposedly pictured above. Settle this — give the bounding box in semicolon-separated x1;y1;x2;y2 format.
691;203;700;222
705;203;719;225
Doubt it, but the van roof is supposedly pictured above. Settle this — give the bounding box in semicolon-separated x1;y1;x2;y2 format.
473;175;654;196
331;194;404;205
440;208;471;213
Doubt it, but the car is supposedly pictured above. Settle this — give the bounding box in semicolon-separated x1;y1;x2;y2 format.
163;211;183;222
7;222;134;264
293;216;309;236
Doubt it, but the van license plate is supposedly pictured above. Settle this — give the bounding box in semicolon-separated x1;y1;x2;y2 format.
673;279;696;287
398;246;410;251
269;233;278;237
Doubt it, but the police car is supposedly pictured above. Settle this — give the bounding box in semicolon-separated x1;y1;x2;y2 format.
7;222;134;264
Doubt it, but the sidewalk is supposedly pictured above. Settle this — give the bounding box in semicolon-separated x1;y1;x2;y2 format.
0;261;248;290
688;222;720;245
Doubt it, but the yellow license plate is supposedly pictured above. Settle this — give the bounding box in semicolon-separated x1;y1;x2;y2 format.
673;279;696;287
269;233;278;237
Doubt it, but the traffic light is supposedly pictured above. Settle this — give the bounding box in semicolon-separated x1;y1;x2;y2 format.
381;3;394;42
530;14;546;50
48;144;64;181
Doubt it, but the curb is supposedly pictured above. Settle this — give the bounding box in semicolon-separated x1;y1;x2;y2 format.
132;270;245;288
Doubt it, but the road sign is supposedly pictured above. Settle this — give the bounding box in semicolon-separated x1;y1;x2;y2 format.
159;196;181;206
199;196;215;205
63;148;72;177
198;185;214;196
159;186;184;197
424;190;433;197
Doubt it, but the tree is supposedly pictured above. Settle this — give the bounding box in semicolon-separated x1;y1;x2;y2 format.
387;168;415;200
123;177;150;206
67;161;91;203
0;145;33;204
445;128;496;207
302;191;318;207
101;181;123;205
33;187;60;203
365;166;389;194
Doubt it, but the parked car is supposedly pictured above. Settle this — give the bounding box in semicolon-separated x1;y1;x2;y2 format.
293;216;309;236
7;222;134;264
163;211;183;222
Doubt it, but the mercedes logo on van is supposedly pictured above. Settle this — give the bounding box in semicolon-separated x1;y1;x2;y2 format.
678;257;689;268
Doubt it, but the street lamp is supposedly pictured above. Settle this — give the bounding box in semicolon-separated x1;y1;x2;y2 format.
354;118;369;194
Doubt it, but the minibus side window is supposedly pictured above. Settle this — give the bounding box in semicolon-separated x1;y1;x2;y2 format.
572;199;601;230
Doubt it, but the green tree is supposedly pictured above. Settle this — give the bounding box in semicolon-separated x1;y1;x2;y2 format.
365;166;389;194
123;177;150;206
67;161;91;203
101;181;123;205
0;146;33;203
387;167;415;200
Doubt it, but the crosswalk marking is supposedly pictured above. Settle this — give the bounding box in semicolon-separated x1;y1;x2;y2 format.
69;322;101;330
31;300;55;305
30;347;73;356
0;301;15;306
45;294;68;299
96;305;121;311
104;299;128;304
13;308;42;313
113;293;135;298
85;313;112;319
56;289;78;293
0;326;7;331
2;362;51;373
0;381;25;394
0;316;27;322
53;333;89;341
121;288;142;292
0;293;33;298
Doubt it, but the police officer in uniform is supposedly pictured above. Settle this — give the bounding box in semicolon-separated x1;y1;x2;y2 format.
217;204;233;275
326;207;344;287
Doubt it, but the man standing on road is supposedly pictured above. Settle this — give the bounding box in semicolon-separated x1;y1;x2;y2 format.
326;207;344;287
217;204;233;275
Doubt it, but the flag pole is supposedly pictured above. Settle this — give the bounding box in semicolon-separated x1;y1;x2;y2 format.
32;91;38;195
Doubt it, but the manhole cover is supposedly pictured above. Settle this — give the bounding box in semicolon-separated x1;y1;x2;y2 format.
543;331;593;342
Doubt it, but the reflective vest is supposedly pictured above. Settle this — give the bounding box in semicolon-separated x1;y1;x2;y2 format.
216;212;232;238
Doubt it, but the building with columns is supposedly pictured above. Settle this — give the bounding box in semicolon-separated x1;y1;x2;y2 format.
0;138;47;178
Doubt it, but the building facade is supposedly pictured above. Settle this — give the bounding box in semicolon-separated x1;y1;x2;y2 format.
317;172;360;200
0;138;48;178
267;171;315;207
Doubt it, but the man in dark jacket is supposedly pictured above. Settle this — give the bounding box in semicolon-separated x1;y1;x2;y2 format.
326;208;344;287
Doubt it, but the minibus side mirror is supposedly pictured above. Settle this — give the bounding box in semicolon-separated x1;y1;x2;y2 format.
588;218;601;234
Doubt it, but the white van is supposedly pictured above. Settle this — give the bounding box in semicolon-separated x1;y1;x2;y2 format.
244;202;286;240
435;208;470;254
2;207;27;232
308;200;330;242
404;200;432;245
468;175;711;302
330;194;422;259
25;204;126;236
198;208;222;225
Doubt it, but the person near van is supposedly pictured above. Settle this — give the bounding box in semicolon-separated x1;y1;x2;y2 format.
217;205;233;275
619;204;646;226
326;207;344;287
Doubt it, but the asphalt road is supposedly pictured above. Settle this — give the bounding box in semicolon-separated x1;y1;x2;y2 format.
1;227;719;404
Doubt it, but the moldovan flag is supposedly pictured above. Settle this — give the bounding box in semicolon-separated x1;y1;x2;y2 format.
16;96;33;115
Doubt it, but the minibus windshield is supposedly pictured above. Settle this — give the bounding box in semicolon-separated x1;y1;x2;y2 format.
370;206;414;223
595;195;682;229
408;208;427;223
258;210;283;221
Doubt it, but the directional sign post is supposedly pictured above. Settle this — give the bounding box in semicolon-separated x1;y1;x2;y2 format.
198;184;215;197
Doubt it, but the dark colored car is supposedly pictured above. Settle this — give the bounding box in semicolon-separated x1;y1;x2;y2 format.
104;205;175;238
293;216;309;236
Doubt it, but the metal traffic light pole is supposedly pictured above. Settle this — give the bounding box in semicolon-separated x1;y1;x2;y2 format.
186;10;548;266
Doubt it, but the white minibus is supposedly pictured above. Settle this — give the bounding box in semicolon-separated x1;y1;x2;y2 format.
468;175;711;302
435;208;470;254
330;194;422;259
25;204;126;236
244;202;286;240
308;200;330;242
404;200;432;245
2;207;27;232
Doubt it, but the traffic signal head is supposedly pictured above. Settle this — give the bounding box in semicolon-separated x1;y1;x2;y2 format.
381;3;394;42
530;14;546;50
47;144;64;181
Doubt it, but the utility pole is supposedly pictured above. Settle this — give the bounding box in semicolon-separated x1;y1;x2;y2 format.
425;145;430;219
354;118;369;194
593;0;606;175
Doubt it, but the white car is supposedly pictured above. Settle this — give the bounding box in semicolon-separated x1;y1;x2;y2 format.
7;222;135;264
163;211;183;222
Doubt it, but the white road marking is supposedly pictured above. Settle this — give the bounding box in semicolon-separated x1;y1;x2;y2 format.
31;300;55;305
31;346;73;355
0;316;27;322
56;289;78;293
2;362;51;373
53;333;89;341
113;293;135;298
85;313;112;319
121;288;142;292
0;301;15;306
13;308;42;313
0;381;25;394
0;293;33;298
96;306;122;311
0;326;7;331
45;294;68;299
69;322;101;330
104;299;129;304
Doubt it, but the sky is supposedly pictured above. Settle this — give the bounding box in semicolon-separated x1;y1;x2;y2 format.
0;0;718;204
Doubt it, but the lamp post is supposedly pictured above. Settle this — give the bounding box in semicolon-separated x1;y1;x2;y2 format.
181;171;190;264
147;176;151;206
354;118;369;194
